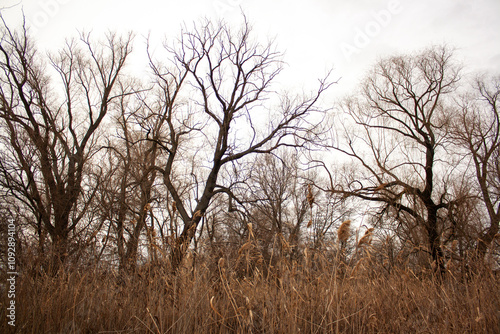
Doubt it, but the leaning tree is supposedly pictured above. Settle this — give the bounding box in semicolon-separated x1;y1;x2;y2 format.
146;18;332;271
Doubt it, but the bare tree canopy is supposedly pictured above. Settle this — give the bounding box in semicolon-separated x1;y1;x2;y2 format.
0;17;133;270
452;75;500;260
145;18;333;271
325;46;462;274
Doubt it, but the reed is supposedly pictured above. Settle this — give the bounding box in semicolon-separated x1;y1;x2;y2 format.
2;236;498;333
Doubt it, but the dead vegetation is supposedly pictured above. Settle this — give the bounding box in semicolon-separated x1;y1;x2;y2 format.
1;237;499;334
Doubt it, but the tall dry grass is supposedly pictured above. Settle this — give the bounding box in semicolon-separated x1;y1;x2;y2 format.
1;245;499;334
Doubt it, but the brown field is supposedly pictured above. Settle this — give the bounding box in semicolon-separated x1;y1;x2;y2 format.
2;249;499;334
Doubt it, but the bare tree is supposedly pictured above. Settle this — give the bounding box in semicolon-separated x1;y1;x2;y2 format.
147;18;332;271
325;46;461;274
452;76;500;263
244;151;309;260
98;84;174;272
0;17;133;271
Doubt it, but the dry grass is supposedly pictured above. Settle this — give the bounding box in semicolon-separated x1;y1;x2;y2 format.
1;248;499;334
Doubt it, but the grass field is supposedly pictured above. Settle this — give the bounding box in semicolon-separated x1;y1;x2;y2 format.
2;247;499;334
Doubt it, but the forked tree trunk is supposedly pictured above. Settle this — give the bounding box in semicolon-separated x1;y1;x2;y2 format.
170;215;202;272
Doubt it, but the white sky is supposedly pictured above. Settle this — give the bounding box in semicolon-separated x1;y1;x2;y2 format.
1;0;500;100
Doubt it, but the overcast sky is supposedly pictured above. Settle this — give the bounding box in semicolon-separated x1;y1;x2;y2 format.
2;0;500;99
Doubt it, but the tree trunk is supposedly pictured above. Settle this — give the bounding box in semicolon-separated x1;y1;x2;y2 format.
170;215;201;272
49;232;69;275
426;206;445;276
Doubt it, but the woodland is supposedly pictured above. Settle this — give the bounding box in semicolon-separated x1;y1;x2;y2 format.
1;15;499;333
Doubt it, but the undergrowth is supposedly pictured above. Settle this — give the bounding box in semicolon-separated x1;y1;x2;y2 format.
1;248;499;333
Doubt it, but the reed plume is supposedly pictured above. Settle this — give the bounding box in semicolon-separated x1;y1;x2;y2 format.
338;220;352;243
307;184;315;208
358;228;374;247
